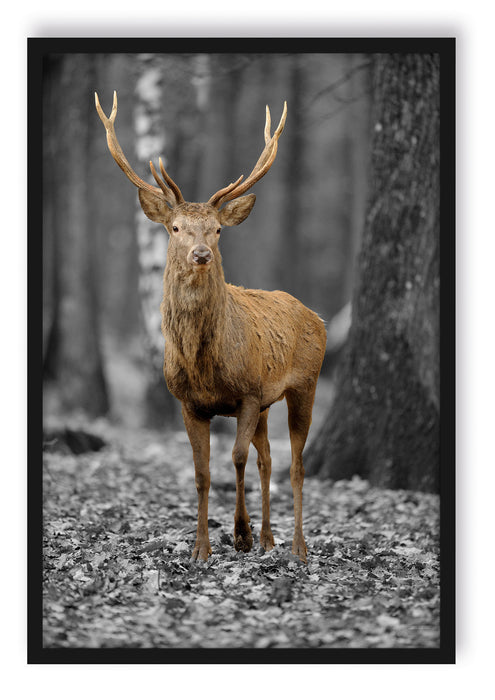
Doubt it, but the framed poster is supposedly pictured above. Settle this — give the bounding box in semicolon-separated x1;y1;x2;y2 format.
28;37;455;663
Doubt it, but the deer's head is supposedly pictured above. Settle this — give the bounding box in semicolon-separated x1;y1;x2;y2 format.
95;92;286;275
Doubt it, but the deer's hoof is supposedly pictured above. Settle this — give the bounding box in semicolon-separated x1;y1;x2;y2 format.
234;525;253;553
191;540;212;562
291;535;307;564
260;530;275;552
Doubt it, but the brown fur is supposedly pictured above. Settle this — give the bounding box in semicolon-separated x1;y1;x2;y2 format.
95;94;326;562
151;200;326;563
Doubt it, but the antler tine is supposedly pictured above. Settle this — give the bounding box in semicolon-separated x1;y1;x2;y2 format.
109;89;118;122
207;175;245;207
149;159;176;203
255;101;287;171
209;101;287;209
94;91;180;207
159;157;184;204
94;90;116;128
264;105;271;145
275;101;287;137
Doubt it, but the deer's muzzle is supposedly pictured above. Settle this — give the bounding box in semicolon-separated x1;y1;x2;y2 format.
189;245;213;267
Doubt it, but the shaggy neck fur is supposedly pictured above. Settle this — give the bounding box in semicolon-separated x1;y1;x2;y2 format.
161;247;227;367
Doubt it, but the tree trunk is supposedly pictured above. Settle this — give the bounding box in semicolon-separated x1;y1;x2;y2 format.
197;53;242;285
134;54;179;427
279;54;304;300
43;55;109;417
340;54;371;306
305;54;440;493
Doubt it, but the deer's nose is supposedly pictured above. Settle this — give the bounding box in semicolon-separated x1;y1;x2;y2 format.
192;245;212;265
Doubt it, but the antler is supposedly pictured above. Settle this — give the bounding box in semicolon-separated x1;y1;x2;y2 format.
208;101;287;209
94;91;184;207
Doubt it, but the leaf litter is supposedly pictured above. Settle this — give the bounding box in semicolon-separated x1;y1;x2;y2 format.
42;419;439;649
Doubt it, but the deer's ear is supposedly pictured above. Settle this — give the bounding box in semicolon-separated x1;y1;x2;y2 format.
138;188;173;227
219;194;256;226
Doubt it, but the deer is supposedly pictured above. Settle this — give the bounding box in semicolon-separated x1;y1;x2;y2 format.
95;91;326;563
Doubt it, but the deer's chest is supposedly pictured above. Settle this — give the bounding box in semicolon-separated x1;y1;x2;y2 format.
163;347;249;416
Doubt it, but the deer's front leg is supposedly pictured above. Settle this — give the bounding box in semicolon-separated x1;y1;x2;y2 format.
181;404;212;561
232;396;260;553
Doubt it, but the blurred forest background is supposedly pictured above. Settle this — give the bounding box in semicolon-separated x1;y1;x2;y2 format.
42;52;370;429
39;51;444;651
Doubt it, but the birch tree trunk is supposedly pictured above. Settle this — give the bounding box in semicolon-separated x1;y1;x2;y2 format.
134;54;178;426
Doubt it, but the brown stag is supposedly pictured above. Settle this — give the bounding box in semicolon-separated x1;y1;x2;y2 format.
95;91;326;563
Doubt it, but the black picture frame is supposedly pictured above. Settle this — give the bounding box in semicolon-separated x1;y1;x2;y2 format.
28;36;455;664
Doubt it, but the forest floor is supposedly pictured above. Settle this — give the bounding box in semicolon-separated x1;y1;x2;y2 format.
42;381;440;650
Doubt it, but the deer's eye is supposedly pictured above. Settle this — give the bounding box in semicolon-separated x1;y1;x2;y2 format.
172;225;179;232
216;228;221;234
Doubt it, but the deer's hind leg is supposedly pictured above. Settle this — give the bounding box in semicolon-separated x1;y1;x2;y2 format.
285;386;317;563
251;408;275;552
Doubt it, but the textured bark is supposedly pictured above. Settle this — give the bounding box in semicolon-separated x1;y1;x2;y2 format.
340;54;371;305
305;54;440;493
43;55;109;416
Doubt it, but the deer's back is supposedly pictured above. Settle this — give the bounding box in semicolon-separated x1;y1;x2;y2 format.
223;285;326;407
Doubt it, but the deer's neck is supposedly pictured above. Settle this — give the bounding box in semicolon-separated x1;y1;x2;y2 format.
161;255;227;363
